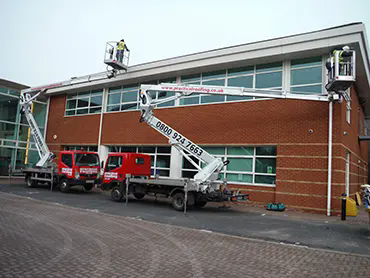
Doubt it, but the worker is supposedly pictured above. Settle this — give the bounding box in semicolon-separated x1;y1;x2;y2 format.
326;46;352;76
116;39;129;63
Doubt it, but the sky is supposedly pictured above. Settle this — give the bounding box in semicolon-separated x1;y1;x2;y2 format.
1;0;370;87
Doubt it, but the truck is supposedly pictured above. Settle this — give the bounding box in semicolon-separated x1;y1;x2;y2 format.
19;90;101;192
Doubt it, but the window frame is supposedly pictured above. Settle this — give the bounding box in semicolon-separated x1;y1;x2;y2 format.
65;90;103;116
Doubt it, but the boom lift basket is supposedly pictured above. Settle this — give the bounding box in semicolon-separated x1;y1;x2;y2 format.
325;47;356;92
104;41;130;71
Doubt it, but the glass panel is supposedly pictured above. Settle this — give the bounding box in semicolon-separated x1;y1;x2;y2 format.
183;157;199;169
291;85;322;94
121;91;137;102
255;71;282;88
107;105;120;112
78;92;90;98
0;88;8;94
61;153;73;168
202;70;226;80
33;102;46;127
202;79;225;86
66;110;76;116
159;77;176;84
18;125;30;142
66;99;76;110
227;76;253;101
201;79;225;103
67;93;77;99
157;91;175;108
120;146;137;153
109;146;120;152
291;56;322;68
256;146;276;156
108;93;121;105
77;98;89;108
227;147;253;155
291;67;322;85
109;86;121;94
226;173;253;183
157;147;171;153
88;146;98;152
121;103;137;111
228;66;254;76
0;147;15;175
9;90;20;97
3;140;16;146
89;107;101;114
90;96;102;107
255;158;276;173
156;155;170;168
76;108;88;115
122;85;138;91
0;95;18;122
181;74;201;83
227;75;253;87
256;62;282;72
0;122;17;140
182;170;196;178
156;169;169;177
90;89;103;96
255;175;276;184
180;97;199;105
227;158;252;172
203;147;225;155
138;146;155;153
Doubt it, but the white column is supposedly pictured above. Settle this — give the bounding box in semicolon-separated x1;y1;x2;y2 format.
99;145;109;168
170;146;182;179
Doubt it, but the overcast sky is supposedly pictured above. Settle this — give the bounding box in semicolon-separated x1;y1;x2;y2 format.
1;0;369;87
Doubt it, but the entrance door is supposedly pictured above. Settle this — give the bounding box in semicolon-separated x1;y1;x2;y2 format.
345;152;350;196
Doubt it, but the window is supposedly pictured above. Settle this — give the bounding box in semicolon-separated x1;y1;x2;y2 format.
65;89;103;116
179;62;283;107
64;145;98;152
290;56;322;94
75;153;99;166
106;156;123;171
61;153;73;168
181;146;276;185
108;146;171;177
136;158;145;164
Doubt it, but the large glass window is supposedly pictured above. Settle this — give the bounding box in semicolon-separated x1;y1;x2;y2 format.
64;145;98;152
290;56;322;94
108;146;171;177
181;146;276;185
65;89;103;116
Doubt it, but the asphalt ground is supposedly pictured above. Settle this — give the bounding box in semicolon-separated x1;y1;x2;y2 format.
1;179;369;257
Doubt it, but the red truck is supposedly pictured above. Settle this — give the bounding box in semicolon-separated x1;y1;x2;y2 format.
101;152;151;199
23;150;100;193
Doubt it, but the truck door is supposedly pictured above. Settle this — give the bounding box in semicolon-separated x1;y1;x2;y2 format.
103;155;123;183
60;153;73;178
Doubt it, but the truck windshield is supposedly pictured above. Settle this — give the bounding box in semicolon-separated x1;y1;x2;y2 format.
75;153;99;166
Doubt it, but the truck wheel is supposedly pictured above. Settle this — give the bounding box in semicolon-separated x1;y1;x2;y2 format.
133;193;145;200
111;186;123;202
84;184;94;191
59;178;70;193
172;192;185;211
26;175;36;188
194;201;207;208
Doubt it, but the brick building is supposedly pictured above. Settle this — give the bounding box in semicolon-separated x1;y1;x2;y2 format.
39;23;370;215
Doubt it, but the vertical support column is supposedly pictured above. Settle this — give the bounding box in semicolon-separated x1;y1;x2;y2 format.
170;146;182;179
98;88;108;154
327;101;333;216
98;145;109;168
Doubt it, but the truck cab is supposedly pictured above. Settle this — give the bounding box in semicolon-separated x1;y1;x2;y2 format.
101;153;151;190
58;150;100;192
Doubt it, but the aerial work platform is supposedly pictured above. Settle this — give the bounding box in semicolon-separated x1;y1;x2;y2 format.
104;41;130;71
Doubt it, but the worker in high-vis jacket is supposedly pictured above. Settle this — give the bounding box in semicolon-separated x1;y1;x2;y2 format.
325;46;352;75
116;39;129;63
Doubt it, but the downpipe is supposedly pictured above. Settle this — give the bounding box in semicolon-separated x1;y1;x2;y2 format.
327;101;333;216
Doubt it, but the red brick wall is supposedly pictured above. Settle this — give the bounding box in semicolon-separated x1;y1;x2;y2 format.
46;90;368;214
46;94;101;155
